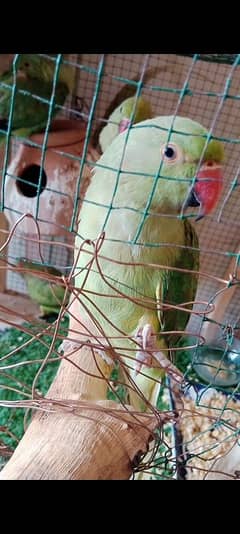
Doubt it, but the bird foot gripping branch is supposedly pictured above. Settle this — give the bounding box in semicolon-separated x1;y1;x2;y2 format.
134;323;184;386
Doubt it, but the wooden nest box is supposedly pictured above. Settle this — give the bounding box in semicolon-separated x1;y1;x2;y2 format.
4;119;99;237
3;119;100;294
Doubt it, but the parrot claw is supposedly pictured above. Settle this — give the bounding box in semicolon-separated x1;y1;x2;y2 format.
134;350;150;375
134;323;184;385
134;323;157;375
152;350;183;385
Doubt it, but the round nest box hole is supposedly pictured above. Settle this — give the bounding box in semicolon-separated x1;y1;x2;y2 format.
16;164;47;198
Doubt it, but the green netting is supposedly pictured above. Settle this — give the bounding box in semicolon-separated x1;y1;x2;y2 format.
1;53;240;479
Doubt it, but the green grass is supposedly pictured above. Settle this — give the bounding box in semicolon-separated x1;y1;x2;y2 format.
0;317;69;450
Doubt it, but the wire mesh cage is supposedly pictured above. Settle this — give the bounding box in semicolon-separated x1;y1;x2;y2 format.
0;53;240;480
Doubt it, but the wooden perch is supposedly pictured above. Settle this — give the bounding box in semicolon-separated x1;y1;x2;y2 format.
0;300;166;480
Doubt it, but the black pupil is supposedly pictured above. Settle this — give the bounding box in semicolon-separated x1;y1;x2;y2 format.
24;62;29;68
165;146;175;158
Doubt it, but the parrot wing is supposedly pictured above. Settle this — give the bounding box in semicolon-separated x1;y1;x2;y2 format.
0;55;70;145
0;77;68;136
127;219;199;410
157;218;199;350
24;274;69;313
17;261;69;316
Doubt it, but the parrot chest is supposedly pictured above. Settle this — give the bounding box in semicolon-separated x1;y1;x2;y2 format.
76;216;194;339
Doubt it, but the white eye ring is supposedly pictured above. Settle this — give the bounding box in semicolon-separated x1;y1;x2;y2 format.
160;143;183;164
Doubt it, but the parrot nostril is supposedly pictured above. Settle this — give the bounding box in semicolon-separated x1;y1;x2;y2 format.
206;161;213;167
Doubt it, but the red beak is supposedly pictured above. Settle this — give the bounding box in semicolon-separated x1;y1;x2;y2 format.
193;162;224;221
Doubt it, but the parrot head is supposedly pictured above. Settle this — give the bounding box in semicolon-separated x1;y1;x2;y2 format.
16;258;63;278
117;96;153;134
117;115;224;220
160;124;224;221
99;95;153;153
16;54;75;91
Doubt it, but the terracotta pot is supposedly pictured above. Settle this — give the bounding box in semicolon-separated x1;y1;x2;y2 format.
4;119;100;238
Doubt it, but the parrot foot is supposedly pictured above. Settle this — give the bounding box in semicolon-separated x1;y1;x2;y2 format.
134;323;184;385
152;350;184;385
134;323;157;374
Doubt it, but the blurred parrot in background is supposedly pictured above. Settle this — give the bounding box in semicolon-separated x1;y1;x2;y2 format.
92;66;162;152
99;95;153;153
74;115;224;412
0;54;74;144
16;259;70;321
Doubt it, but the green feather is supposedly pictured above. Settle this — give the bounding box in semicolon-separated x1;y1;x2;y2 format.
0;54;73;144
16;260;70;318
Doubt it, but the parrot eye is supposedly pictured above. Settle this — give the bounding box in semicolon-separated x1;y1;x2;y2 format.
164;146;175;158
24;62;30;68
161;143;182;164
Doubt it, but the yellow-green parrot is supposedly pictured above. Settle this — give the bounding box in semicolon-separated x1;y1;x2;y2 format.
92;66;162;152
99;95;153;153
16;259;70;321
74;115;224;411
0;54;74;143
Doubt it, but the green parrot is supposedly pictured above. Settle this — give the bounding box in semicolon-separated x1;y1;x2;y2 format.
16;259;70;320
0;54;74;143
92;66;163;152
74;115;224;411
99;95;153;153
